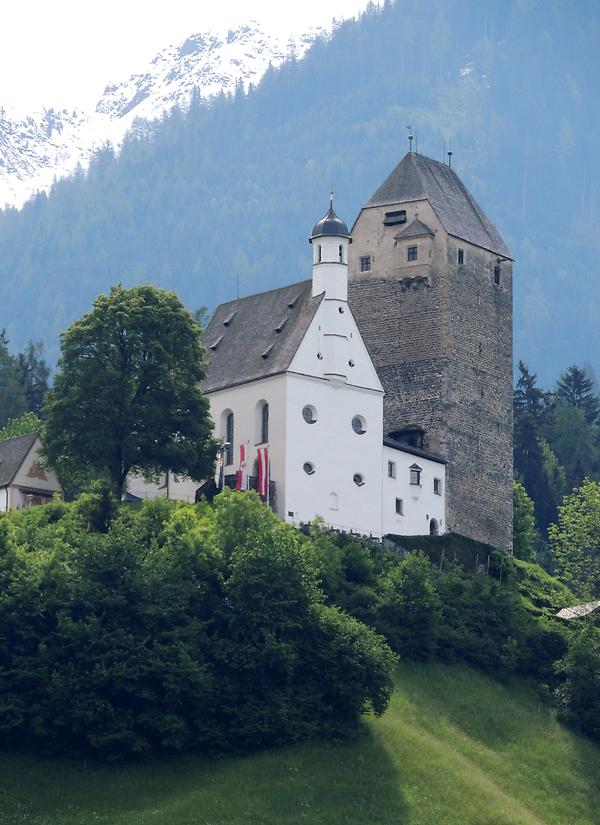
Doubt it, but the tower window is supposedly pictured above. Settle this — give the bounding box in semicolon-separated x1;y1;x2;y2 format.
458;249;464;265
434;477;442;496
318;245;322;262
339;244;344;263
360;256;371;272
383;210;407;226
407;246;418;262
494;263;501;285
395;498;404;515
409;464;422;486
388;461;396;478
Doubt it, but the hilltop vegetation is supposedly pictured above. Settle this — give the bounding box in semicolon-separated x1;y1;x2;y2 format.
2;486;599;760
1;661;599;825
0;0;598;381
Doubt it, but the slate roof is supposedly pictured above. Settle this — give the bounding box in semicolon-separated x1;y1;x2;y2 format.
365;152;512;259
202;280;324;393
394;217;434;240
0;432;38;487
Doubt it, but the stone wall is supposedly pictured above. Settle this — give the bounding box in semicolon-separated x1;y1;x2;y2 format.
348;206;513;548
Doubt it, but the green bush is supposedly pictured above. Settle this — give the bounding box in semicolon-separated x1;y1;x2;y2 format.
0;491;395;759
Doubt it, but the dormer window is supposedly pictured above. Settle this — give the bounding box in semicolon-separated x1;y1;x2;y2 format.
360;256;371;272
407;246;418;262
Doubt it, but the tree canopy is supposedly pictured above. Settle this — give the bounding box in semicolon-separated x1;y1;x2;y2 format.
43;285;216;498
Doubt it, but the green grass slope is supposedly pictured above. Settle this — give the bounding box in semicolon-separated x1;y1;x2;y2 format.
1;662;599;825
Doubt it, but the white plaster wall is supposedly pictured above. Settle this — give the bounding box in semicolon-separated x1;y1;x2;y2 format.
206;373;287;515
289;299;383;392
127;472;199;503
382;445;446;536
284;372;384;536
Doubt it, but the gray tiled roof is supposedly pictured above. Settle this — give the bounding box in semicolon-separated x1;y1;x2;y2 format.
366;152;512;259
202;280;324;393
0;432;38;487
394;217;434;240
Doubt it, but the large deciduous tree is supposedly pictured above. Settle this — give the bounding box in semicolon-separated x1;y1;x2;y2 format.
43;285;216;498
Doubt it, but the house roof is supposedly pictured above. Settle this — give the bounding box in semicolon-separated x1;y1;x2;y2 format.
394;217;434;240
365;152;512;259
202;280;324;393
0;432;39;487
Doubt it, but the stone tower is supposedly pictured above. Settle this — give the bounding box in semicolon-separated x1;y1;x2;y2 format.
347;151;513;548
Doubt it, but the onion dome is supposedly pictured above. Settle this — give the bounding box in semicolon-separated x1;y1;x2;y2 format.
309;195;351;242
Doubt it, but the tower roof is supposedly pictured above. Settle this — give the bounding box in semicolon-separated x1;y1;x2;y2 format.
310;200;351;242
365;152;511;259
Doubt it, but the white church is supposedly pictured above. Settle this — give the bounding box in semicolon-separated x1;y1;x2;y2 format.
201;195;446;538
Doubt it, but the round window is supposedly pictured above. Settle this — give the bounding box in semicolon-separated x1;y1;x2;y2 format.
352;415;366;435
303;462;316;475
353;473;365;487
302;405;317;424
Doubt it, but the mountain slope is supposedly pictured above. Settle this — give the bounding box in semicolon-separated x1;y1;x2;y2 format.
0;0;599;382
0;22;322;208
1;662;599;825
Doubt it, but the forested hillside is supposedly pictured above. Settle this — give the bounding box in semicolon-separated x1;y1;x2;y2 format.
1;0;598;380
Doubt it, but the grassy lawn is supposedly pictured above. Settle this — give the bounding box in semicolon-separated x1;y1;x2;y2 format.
1;662;599;825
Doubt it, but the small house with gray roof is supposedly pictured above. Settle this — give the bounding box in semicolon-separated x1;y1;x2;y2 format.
0;432;63;512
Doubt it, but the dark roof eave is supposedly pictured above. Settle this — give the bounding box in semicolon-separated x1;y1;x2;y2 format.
203;369;288;395
383;436;447;464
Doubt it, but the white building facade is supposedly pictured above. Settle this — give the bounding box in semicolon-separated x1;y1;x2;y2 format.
202;199;446;538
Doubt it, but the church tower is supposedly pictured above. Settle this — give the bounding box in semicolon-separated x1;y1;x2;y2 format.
347;151;513;548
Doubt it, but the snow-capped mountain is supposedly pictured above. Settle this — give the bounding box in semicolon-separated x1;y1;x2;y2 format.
0;22;325;209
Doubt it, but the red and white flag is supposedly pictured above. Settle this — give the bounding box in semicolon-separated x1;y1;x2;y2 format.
257;446;269;498
235;443;248;490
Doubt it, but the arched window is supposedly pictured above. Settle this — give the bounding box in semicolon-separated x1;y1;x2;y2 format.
329;491;339;511
430;518;439;536
261;402;269;443
225;412;234;465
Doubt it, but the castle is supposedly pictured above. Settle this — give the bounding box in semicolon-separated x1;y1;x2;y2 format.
202;151;513;548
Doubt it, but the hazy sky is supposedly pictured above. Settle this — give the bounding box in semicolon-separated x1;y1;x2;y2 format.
0;0;371;110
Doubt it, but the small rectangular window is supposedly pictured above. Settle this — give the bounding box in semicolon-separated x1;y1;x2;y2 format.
434;477;442;496
409;464;422;485
407;246;418;262
383;210;407;226
388;461;396;478
494;263;501;285
458;249;464;265
360;256;371;272
395;498;404;515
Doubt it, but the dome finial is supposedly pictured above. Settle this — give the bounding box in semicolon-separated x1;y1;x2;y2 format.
329;186;334;208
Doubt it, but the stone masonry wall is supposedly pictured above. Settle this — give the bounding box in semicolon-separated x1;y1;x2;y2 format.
348;203;513;548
